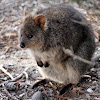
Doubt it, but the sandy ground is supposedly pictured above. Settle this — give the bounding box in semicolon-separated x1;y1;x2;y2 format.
0;0;100;100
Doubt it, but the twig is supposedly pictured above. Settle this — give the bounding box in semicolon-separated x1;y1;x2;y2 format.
23;71;28;80
82;75;91;78
71;19;90;26
0;64;31;82
90;93;100;96
63;48;95;66
2;83;18;100
11;66;30;82
4;47;11;54
49;82;57;89
0;64;14;80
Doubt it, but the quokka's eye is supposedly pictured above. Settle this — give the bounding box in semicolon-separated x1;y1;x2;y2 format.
27;35;33;39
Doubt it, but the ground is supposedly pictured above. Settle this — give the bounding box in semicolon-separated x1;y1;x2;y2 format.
0;0;100;100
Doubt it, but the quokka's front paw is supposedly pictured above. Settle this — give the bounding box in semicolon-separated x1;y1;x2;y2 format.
44;61;50;68
37;61;44;67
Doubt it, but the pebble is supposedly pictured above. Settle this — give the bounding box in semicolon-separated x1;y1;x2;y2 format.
94;52;97;55
90;68;96;72
97;68;100;71
31;91;48;100
0;55;6;59
3;77;7;81
82;1;92;9
86;94;90;99
97;47;100;51
97;68;100;78
86;88;93;93
91;86;96;90
97;71;100;78
18;93;26;99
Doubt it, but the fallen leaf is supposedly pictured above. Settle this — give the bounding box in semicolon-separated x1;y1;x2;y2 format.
94;31;99;40
3;33;17;38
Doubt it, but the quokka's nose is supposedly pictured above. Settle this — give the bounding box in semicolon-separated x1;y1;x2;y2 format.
20;42;25;48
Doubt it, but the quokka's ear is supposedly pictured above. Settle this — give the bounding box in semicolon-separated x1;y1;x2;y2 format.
33;15;46;29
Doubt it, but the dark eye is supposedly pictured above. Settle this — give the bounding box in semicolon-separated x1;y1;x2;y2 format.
27;35;33;39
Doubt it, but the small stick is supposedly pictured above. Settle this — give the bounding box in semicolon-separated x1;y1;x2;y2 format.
0;64;14;80
0;64;31;82
11;66;30;82
90;93;100;96
82;75;91;78
63;48;95;66
23;71;28;80
71;19;90;26
4;47;11;54
49;82;57;89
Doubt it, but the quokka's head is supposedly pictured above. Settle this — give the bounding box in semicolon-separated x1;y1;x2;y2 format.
19;15;47;49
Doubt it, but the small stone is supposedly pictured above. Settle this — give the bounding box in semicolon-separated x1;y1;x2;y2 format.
3;77;7;81
31;91;48;100
95;52;97;55
90;68;96;72
92;81;97;85
91;86;96;90
97;72;100;78
0;55;6;59
97;68;100;71
18;93;26;99
86;88;93;93
86;94;90;99
97;68;100;78
97;47;100;51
